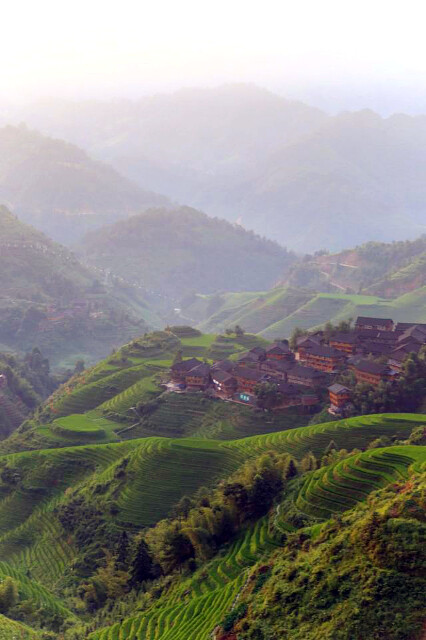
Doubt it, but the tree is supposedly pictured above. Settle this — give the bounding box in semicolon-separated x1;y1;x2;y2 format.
129;535;154;586
289;327;308;350
255;382;282;410
300;452;318;473
283;457;298;479
172;350;183;365
234;325;245;337
0;577;18;613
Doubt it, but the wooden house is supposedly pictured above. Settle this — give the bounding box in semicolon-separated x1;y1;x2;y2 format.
259;359;294;381
328;383;352;413
265;341;293;361
211;370;237;397
287;364;327;388
304;345;346;373
329;332;357;354
354;360;398;387
233;366;264;393
184;363;211;390
170;358;203;383
236;347;266;366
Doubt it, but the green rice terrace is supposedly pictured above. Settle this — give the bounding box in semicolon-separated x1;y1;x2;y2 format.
0;409;422;637
295;445;426;519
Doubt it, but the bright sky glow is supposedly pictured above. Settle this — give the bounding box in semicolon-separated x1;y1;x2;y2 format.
2;0;426;108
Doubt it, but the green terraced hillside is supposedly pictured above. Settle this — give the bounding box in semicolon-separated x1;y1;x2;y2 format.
295;445;426;519
185;286;426;339
89;517;278;640
0;414;423;585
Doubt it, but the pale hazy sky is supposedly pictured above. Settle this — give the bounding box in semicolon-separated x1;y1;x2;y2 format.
3;0;426;111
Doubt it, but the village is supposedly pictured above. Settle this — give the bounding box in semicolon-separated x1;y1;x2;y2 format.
168;316;426;415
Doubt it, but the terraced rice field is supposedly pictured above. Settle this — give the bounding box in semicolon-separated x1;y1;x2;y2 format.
0;614;39;638
89;517;278;640
99;375;159;416
230;414;426;459
0;561;74;619
52;364;155;417
50;413;121;441
296;446;426;519
0;414;424;590
117;438;241;526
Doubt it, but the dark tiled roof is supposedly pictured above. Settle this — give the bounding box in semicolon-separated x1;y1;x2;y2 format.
249;347;267;356
297;336;321;348
330;333;357;344
305;345;344;358
212;359;235;372
186;363;211;377
266;342;291;355
356;316;393;326
237;349;264;362
328;383;351;394
398;326;426;343
171;357;202;372
375;331;398;342
288;364;325;379
355;360;389;375
395;322;426;333
260;359;294;372
276;382;301;396
362;342;393;355
355;329;380;339
212;370;236;384
233;366;263;382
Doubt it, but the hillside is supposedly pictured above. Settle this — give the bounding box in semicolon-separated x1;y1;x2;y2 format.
79;206;294;303
0;206;156;366
181;286;426;338
0;410;421;637
305;236;426;295
0;125;168;244
2;329;308;453
12;85;426;251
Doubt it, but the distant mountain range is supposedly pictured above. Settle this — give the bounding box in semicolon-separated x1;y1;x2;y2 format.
78;206;295;304
10;84;426;250
0;125;168;244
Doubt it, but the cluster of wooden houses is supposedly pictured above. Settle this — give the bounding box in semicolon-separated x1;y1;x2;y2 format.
168;317;426;414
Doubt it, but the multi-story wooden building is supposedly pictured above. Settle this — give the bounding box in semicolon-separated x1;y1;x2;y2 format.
354;360;398;387
184;363;211;390
303;345;346;373
233;366;264;393
287;364;327;388
328;383;352;413
265;341;293;361
170;358;203;383
211;369;237;397
329;333;357;355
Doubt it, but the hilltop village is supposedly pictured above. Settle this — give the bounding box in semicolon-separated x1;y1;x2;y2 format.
168;316;426;414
